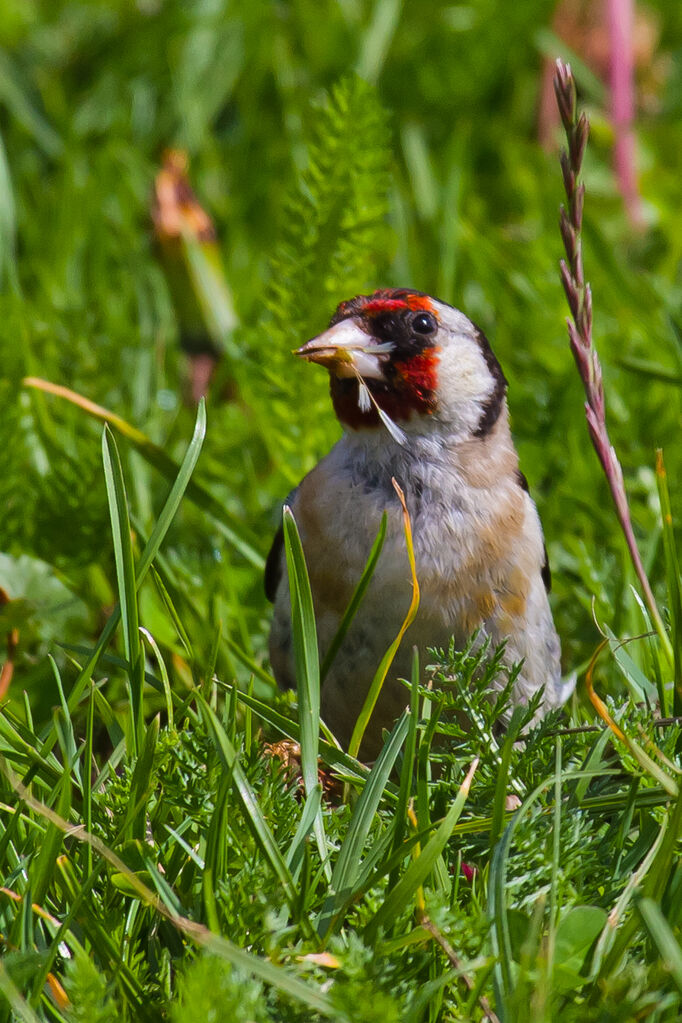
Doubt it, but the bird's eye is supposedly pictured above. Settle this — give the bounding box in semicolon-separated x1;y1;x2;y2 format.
412;312;436;335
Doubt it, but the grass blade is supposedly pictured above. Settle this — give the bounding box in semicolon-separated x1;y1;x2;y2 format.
140;628;174;728
389;647;420;891
30;769;71;907
489;706;525;854
547;738;563;991
43;399;207;742
285;784;323;879
126;715;159;841
364;757;478;943
22;379;262;567
102;424;143;752
348;480;419;759
197;695;313;936
0;960;42;1023
585;646;678;797
617;356;682;386
319;712;409;937
282;506;330;880
320;511;387;682
637;897;682;993
489;774;559;1009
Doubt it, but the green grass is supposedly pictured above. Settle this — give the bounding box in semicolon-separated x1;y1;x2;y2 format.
1;0;682;1019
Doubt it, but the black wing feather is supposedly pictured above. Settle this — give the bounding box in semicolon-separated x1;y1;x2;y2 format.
264;487;300;603
515;469;551;593
264;523;284;602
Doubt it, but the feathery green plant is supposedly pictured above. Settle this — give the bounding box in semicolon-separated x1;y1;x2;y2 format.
243;75;392;479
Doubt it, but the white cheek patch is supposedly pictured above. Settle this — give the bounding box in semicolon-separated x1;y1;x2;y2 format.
434;332;499;432
440;342;493;398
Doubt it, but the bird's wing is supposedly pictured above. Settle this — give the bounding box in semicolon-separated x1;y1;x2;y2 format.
264;486;300;602
515;469;551;593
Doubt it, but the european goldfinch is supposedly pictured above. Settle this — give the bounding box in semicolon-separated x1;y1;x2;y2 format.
266;289;571;754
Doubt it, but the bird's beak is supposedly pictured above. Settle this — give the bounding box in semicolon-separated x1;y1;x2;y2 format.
295;319;387;380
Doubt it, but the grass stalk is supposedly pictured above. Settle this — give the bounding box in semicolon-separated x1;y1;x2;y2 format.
348;480;420;759
553;58;673;670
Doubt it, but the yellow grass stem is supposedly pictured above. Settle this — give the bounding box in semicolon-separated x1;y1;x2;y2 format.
347;479;420;759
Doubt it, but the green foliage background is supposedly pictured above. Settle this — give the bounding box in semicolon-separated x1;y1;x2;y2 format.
1;0;682;1020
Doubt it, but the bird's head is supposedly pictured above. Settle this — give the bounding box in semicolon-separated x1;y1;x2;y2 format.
296;289;508;441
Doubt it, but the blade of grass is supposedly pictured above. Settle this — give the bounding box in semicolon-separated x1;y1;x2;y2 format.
140;628;174;728
552;59;672;668
319;820;461;949
223;635;277;688
389;648;420;892
102;424;143;753
48;655;79;785
618;356;682;386
82;685;95;878
355;0;403;84
585;642;678;797
348;480;419;759
547;738;563;993
126;715;159;841
320;512;387;682
42;399;207;747
489;770;568;1009
147;563;195;663
595;786;682;978
569;727;611;806
489;705;526;853
197;695;317;939
30;768;71;907
282;506;330;880
318;713;409;938
415;692;449;894
285;784;323;880
364;757;478;943
0;959;42;1023
22;379;262;567
637;897;682;994
204;775;230;886
183;232;239;354
603;624;659;705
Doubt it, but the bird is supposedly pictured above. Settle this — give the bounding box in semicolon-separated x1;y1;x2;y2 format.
265;288;571;755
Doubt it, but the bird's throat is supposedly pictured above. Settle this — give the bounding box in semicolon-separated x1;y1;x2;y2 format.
330;351;439;430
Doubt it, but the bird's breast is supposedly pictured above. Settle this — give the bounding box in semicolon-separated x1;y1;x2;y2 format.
291;441;534;656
